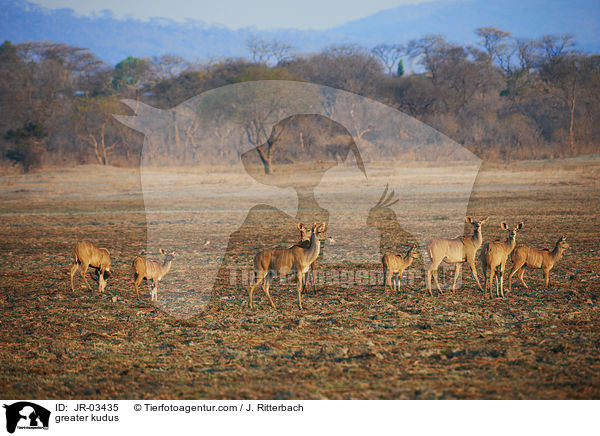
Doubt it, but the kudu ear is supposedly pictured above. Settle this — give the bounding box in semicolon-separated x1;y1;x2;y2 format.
501;222;508;230
318;223;326;232
298;223;304;231
516;222;524;230
465;216;472;224
481;217;489;224
160;248;165;255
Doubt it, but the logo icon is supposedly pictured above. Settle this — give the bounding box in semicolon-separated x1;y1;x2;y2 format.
3;402;50;434
114;80;481;316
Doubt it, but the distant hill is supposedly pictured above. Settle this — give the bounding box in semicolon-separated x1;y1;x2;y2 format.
1;0;598;65
332;0;600;53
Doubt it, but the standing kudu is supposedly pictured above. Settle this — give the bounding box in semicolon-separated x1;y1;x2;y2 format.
426;217;489;296
293;223;327;294
250;223;325;310
133;249;176;301
508;236;570;290
481;222;524;298
70;241;111;293
382;244;419;292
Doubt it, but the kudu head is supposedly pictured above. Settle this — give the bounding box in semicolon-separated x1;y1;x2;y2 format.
160;248;176;262
556;235;570;251
407;243;420;260
298;223;327;242
466;216;489;234
310;223;327;239
500;221;524;243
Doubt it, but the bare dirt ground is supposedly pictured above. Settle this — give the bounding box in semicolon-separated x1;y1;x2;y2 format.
1;156;599;399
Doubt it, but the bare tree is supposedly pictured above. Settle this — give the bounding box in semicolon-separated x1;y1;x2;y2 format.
246;36;294;65
71;96;123;165
540;34;575;60
150;54;190;81
475;27;512;71
372;44;405;76
540;53;585;151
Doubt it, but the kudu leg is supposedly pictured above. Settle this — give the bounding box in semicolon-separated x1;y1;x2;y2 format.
383;267;390;292
134;273;143;299
508;262;524;291
80;264;92;290
98;270;106;293
517;268;528;289
249;270;268;309
70;262;79;292
467;259;483;291
297;272;303;310
486;269;495;299
426;262;440;297
432;269;444;295
427;259;444;296
499;264;506;298
451;263;461;293
152;280;159;301
263;275;276;309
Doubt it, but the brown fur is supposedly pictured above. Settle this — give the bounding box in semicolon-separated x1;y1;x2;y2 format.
426;216;489;296
133;249;175;301
382;244;419;292
481;222;523;298
249;223;325;310
508;236;570;290
70;241;111;292
293;223;327;294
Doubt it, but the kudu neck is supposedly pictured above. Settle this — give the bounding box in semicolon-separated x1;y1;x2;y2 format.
306;230;321;262
506;234;517;250
404;248;415;263
552;243;566;260
471;227;483;244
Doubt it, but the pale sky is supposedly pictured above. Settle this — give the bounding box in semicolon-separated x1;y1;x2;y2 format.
31;0;439;30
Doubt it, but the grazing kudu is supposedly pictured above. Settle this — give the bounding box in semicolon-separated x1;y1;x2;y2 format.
481;222;524;298
249;223;325;310
70;241;111;293
133;249;176;301
508;236;570;290
426;217;489;296
382;244;419;292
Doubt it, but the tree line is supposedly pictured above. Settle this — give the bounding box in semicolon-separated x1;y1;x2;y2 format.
1;27;599;172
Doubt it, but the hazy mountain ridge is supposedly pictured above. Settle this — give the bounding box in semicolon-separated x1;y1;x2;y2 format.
332;0;600;51
1;0;598;65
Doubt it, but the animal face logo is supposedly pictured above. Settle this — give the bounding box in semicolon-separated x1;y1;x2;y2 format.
3;402;50;434
114;80;482;317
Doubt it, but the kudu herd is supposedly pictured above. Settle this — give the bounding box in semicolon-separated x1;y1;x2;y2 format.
68;197;570;309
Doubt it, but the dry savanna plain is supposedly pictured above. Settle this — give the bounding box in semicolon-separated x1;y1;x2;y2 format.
1;156;599;399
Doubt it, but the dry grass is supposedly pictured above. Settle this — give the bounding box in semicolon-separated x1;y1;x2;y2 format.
0;157;599;399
